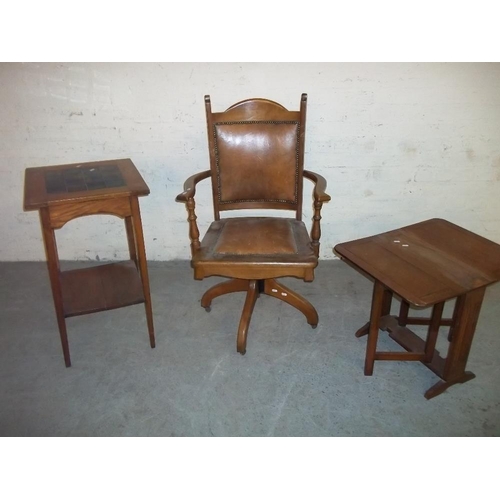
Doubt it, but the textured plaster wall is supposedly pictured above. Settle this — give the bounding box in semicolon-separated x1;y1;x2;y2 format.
1;62;499;261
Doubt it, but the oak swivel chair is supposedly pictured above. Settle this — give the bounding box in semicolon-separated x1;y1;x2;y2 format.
176;94;330;354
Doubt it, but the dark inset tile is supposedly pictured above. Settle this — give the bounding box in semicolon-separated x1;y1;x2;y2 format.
44;164;125;194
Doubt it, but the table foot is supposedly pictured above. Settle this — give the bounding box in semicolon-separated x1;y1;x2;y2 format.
355;321;370;338
424;371;476;400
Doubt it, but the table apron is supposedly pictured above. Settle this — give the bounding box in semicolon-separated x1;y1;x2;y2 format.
48;197;132;229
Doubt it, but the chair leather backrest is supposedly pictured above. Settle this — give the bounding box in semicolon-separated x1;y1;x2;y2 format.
205;94;307;220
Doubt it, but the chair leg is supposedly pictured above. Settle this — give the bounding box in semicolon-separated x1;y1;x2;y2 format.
201;278;249;311
237;280;259;355
201;277;318;354
263;278;318;327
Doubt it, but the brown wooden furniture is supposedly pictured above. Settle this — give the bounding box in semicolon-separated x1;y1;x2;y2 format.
23;158;155;367
334;218;500;399
176;94;330;354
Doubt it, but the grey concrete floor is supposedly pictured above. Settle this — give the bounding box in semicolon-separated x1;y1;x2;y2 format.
0;260;499;436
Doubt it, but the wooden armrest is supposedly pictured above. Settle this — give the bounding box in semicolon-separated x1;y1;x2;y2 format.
303;170;331;203
303;170;330;257
175;170;211;257
175;170;211;202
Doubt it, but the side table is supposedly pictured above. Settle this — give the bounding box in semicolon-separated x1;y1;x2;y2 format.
23;158;155;367
333;218;500;399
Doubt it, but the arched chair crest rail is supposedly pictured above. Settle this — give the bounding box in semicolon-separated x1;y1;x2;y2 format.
176;94;330;354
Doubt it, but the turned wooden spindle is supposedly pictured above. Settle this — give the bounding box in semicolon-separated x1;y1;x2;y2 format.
186;197;201;256
310;200;323;256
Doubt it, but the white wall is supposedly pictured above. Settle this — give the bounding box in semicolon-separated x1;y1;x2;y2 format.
1;62;499;261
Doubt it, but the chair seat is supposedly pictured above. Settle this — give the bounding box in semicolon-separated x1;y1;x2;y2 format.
192;217;317;280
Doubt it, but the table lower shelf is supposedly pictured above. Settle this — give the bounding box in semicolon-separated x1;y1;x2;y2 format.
60;260;145;317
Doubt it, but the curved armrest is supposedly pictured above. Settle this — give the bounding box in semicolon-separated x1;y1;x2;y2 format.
175;170;211;257
303;170;331;203
175;170;211;203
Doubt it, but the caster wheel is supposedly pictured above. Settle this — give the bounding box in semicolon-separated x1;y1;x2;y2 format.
204;306;211;313
311;324;318;329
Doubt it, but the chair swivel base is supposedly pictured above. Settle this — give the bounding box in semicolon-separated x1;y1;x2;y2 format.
201;278;318;355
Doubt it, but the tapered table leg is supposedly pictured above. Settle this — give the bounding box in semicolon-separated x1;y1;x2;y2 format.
124;216;138;264
130;197;155;349
40;208;71;367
